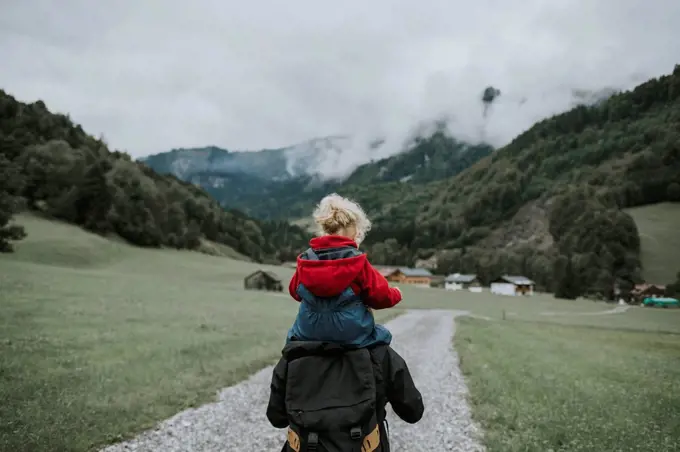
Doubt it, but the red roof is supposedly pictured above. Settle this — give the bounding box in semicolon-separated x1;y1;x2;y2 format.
632;283;666;293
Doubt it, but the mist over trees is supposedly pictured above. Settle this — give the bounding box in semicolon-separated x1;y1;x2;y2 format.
362;66;680;298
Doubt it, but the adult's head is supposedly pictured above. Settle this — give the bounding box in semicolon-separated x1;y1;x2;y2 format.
266;340;424;451
313;193;372;245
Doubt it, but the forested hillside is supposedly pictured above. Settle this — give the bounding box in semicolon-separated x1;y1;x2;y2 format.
362;65;680;298
145;132;494;220
0;91;307;262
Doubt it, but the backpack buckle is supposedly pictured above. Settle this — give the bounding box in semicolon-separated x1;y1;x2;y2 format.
350;426;362;440
307;432;318;450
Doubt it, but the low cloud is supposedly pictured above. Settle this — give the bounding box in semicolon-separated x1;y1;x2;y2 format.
1;0;679;176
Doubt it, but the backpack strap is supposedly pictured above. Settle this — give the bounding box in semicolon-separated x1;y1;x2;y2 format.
301;246;363;261
285;427;319;452
304;248;320;260
298;426;379;452
287;428;300;452
306;432;319;451
350;348;384;452
360;424;381;452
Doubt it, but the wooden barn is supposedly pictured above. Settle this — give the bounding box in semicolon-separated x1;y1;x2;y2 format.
445;274;482;292
244;270;283;292
384;268;434;286
490;275;535;296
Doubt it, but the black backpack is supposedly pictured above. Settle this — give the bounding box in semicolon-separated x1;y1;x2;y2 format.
282;347;385;452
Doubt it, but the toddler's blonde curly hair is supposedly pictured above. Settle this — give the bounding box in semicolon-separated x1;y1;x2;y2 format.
313;193;372;245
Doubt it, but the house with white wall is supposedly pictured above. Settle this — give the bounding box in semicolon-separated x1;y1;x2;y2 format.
490;275;535;296
445;273;482;292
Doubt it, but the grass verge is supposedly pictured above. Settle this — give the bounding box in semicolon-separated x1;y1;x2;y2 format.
456;317;680;452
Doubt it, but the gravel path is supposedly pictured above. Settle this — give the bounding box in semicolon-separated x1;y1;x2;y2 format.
100;310;485;452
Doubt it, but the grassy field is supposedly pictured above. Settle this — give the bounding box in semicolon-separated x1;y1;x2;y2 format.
0;215;397;452
456;317;680;452
625;202;680;285
396;285;680;334
3;214;679;451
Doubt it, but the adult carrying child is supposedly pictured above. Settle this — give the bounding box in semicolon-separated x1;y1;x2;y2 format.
266;194;423;452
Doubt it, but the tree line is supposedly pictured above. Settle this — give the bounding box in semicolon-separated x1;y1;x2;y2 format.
0;90;308;261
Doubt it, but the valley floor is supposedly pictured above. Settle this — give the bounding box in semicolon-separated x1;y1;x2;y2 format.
2;215;679;451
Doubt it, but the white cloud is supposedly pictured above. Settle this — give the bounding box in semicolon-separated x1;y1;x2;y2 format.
1;0;679;175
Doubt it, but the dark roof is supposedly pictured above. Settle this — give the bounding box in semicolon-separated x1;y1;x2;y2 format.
632;283;666;293
495;275;534;285
264;271;281;281
377;267;399;277
445;274;478;283
398;267;433;277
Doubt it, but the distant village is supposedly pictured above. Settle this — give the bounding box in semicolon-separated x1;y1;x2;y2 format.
373;267;536;297
242;260;671;304
247;261;539;298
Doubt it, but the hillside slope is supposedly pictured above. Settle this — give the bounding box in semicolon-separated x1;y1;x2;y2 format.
365;65;680;298
0;91;307;261
624;203;680;284
142;135;367;182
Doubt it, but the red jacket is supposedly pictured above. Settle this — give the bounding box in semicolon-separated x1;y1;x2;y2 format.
288;236;402;310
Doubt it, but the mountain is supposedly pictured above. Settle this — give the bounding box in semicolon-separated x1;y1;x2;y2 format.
362;64;680;299
140;145;290;180
142;85;626;222
141;135;382;182
143;132;495;220
0;90;308;262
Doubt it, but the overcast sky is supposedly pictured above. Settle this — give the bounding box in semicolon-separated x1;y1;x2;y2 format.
1;0;679;164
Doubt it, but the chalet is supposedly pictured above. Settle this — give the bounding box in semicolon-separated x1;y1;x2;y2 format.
376;266;399;278
385;268;434;286
445;274;482;292
244;270;283;292
490;275;535;296
630;283;666;303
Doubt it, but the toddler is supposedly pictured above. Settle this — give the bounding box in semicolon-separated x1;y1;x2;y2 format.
286;193;402;347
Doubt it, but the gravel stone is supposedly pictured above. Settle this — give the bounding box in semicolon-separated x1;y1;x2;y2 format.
100;310;485;451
